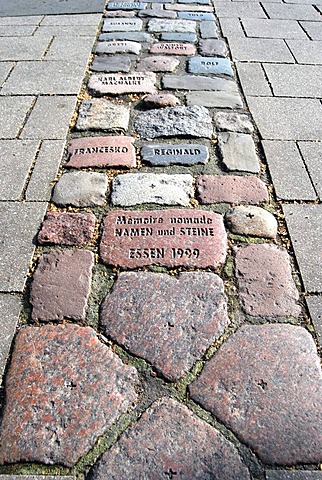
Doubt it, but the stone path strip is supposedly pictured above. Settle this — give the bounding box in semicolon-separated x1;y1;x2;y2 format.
0;0;322;479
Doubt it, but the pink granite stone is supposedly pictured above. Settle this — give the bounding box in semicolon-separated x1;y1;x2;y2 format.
150;42;196;55
38;212;96;246
197;175;269;204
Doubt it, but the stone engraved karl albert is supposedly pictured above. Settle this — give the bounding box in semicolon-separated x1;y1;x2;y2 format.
100;209;227;268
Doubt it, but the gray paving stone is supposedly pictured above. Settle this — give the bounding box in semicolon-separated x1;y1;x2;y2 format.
26;140;65;201
162;74;238;91
0;295;21;381
215;1;267;17
178;11;216;19
236;63;272;96
148;19;196;33
262;140;316;200
286;40;322;64
96;40;141;54
0;140;39;200
1;61;86;95
219;17;245;38
0;0;105;15
247;97;322;141
241;18;307;39
200;20;219;38
300;21;322;40
45;36;95;62
0;16;43;25
199;38;228;56
186;91;243;108
160;32;197;42
0;25;36;36
21;96;77;140
111;173;194;206
138;9;177;17
298;142;322;199
107;2;147;9
305;297;322;348
136;55;180;72
0;202;47;292
218;132;260;173
165;3;213;10
91;55;132;72
142;93;180;108
99;32;153;42
0;36;51;61
266;472;322;480
228;37;295;62
179;0;211;3
283;204;322;293
134;105;213;139
188;57;233;76
0;96;34;139
105;9;136;17
52;171;108;207
214;112;254;133
40;14;102;25
76;98;130;132
103;17;143;31
225;205;277;238
33;25;99;36
261;3;321;20
141;143;209;165
263;64;322;97
0;62;12;84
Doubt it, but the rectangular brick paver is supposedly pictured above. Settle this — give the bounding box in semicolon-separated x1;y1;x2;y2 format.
228;37;295;62
263;64;322;98
241;18;307;39
0;36;51;61
286;40;322;64
0;96;34;139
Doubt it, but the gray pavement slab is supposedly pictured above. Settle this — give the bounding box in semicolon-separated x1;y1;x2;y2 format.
0;96;34;139
34;24;99;36
215;1;267;18
263;64;322;98
241;18;307;38
283;204;322;293
1;61;87;95
40;13;102;25
246;97;322;141
236;63;272;96
228;37;295;62
261;2;321;20
0;15;43;25
298;141;322;199
219;18;245;37
0;0;105;17
300;21;322;40
262;140;316;200
20;95;77;140
0;294;21;382
0;36;51;61
0;140;39;200
0;202;47;292
25;140;65;201
286;40;322;64
0;62;13;84
305;297;322;348
45;36;95;62
0;25;36;35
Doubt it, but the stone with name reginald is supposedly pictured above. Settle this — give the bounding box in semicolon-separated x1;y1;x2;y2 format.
141;143;209;166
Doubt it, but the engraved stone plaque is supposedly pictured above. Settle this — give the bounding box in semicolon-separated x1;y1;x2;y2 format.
150;42;196;55
100;209;227;268
141;143;209;166
188;57;233;76
107;2;147;9
103;18;143;32
88;72;157;95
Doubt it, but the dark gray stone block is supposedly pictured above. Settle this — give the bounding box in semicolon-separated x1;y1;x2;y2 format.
91;55;132;73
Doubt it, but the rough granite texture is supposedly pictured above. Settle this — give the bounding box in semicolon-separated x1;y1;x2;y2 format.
218;132;260;173
235;244;301;317
142;93;180;108
136;55;180;72
225;206;277;238
52;171;108;207
214;112;254;133
37;212;96;246
190;325;322;465
30;250;94;322
148;19;196;33
91;398;251;480
101;272;229;380
0;324;140;466
76;98;130;131
134;105;213;139
197;175;269;204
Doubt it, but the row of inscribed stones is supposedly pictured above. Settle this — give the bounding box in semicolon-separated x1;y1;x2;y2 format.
0;322;321;469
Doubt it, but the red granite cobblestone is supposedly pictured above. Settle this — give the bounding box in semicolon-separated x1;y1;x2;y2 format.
38;212;96;246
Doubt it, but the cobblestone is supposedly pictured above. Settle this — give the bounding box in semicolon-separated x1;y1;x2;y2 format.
52;171;108;207
218;132;260;173
214;112;254;134
103;18;143;31
199;39;228;56
148;18;196;33
141;143;208;165
91;55;132;72
142;93;180;108
88;72;157;95
225;206;278;239
99;32;153;42
163;74;238;92
200;20;219;38
188;57;233;76
190;325;322;465
150;42;196;54
137;55;180;72
76;98;130;131
37;212;96;246
197;175;269;204
96;40;141;55
160;32;197;42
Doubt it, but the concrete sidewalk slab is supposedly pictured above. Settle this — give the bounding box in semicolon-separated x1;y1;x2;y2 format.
0;0;106;17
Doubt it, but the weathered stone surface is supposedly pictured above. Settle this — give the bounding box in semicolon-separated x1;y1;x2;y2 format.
235;244;300;317
30;250;94;322
76;99;130;131
190;325;322;465
38;212;96;246
167;2;212;10
199;39;228;57
107;2;147;9
200;20;218;39
197;175;269;205
0;295;21;381
214;112;254;134
225;206;277;238
218;132;260;173
0;324;139;466
67;136;136;168
101;272;229;380
141;143;208;165
178;11;215;20
103;18;143;31
137;55;180;72
186;91;243;108
99;32;153;42
111;173;193;206
266;472;322;480
148;19;196;33
188;57;233;76
52;172;108;207
91;398;251;480
160;32;197;42
96;40;141;55
138;8;177;18
88;72;157;95
134;105;213;139
162;74;237;92
105;10;136;17
100;209;227;268
150;42;196;55
142;93;180;108
91;55;131;73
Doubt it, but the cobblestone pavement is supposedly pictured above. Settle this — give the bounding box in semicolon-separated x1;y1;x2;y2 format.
0;0;321;478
